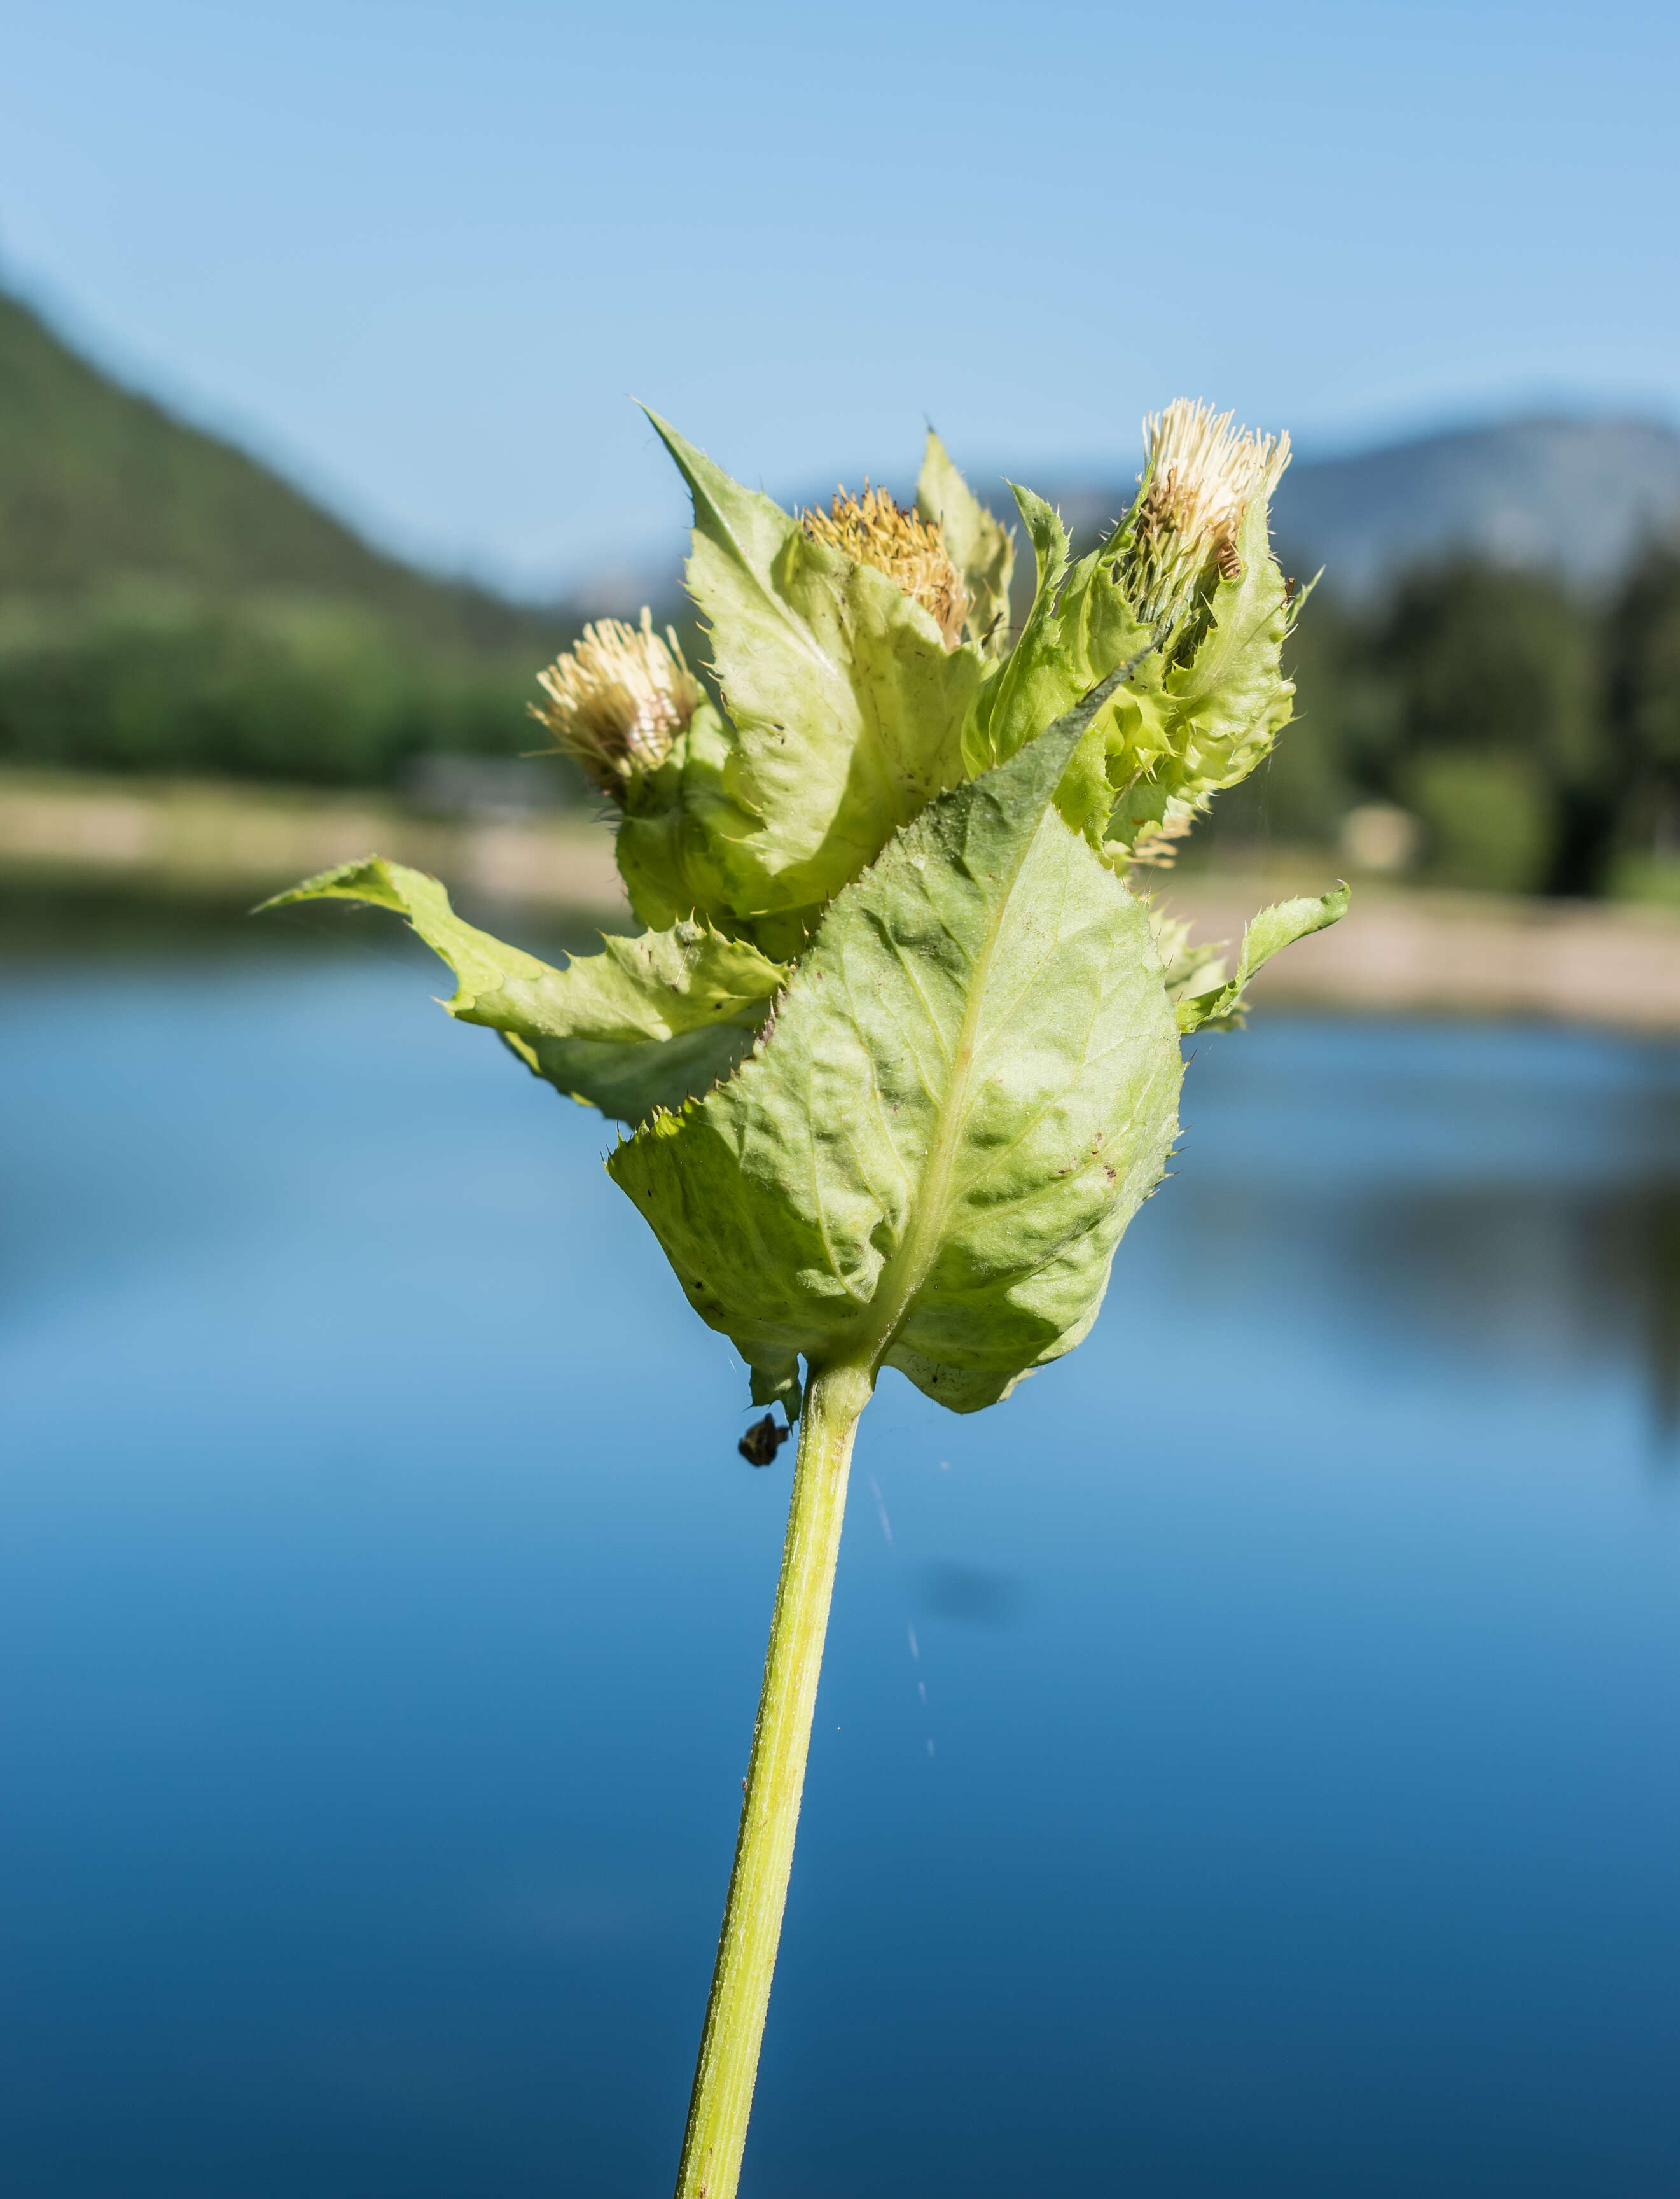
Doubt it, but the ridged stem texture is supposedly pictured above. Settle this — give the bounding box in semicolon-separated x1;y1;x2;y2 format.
673;1360;873;2199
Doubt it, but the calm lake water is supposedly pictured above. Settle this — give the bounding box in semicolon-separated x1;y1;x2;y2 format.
3;898;1679;2196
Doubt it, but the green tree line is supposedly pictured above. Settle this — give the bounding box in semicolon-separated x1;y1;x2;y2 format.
0;581;580;788
1215;544;1680;895
0;286;592;798
3;548;1680;898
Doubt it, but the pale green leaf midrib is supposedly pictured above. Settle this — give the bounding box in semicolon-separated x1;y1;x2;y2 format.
833;816;1046;1375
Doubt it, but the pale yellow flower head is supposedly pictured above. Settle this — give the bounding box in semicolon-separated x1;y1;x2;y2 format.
1125;400;1291;627
531;610;700;796
803;483;968;650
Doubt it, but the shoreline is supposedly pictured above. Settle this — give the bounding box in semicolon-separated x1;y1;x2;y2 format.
6;767;1680;1035
0;765;626;916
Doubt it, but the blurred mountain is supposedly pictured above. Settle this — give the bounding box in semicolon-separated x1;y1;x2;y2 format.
0;288;562;653
11;277;1676;622
1038;417;1680;597
1277;419;1680;592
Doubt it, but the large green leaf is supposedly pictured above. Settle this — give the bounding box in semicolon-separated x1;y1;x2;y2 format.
620;414;987;958
608;667;1184;1419
260;856;788;1122
915;430;1014;656
1176;884;1350;1032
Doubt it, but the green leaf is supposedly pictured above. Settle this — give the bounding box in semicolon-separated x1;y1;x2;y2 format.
633;412;988;956
959;470;1296;865
915;430;1014;655
1176;883;1350;1032
614;699;764;939
1149;490;1298;813
259;856;788;1122
511;1024;770;1127
608;666;1184;1417
960;485;1073;776
959;484;1167;844
1150;905;1231;1008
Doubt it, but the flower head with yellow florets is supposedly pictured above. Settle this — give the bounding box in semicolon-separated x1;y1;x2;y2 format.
531;608;700;797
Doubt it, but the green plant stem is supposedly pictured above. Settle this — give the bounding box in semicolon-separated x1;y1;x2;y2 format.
674;1358;874;2199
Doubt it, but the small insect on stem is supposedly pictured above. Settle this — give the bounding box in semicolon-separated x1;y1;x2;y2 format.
1216;539;1243;582
738;1414;791;1467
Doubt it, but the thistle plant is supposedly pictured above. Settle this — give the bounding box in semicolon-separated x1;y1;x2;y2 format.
265;400;1345;2196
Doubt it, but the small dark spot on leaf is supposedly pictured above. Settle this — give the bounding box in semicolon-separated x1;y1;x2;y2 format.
1104;1165;1116;1182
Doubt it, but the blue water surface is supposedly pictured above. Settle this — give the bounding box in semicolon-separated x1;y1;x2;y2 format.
2;909;1678;2196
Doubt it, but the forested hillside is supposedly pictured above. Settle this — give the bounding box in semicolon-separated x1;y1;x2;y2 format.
0;290;577;786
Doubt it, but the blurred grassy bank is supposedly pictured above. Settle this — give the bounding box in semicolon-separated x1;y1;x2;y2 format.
11;765;1680;1035
0;765;625;918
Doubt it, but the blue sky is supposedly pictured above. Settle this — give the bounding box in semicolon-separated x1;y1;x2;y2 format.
3;0;1675;597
